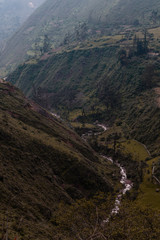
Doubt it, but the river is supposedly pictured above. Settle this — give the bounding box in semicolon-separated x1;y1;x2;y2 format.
85;123;133;222
102;156;133;223
51;112;133;222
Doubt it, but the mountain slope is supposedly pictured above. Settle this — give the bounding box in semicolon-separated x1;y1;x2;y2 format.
1;0;160;70
0;81;118;239
0;0;45;48
105;0;160;25
0;0;120;69
8;40;160;155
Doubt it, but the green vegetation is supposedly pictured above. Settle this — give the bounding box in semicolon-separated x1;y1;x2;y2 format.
118;140;149;162
1;0;160;71
137;157;160;209
0;0;119;69
1;79;158;239
3;0;160;238
8;36;160;155
105;0;160;27
96;128;160;210
0;81;121;239
0;0;45;48
53;197;160;239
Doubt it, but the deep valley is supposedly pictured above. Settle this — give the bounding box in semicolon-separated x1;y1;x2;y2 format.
1;0;160;239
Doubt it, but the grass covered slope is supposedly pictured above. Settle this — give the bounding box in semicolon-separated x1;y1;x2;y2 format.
8;46;118;108
0;0;45;47
8;40;160;155
1;0;160;70
0;0;119;69
0;81;119;239
106;0;160;26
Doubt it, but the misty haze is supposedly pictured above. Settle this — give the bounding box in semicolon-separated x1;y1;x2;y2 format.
0;0;160;239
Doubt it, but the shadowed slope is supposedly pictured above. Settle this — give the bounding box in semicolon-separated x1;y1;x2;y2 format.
0;81;118;239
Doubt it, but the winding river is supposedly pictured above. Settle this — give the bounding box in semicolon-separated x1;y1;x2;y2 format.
51;112;133;222
84;123;133;222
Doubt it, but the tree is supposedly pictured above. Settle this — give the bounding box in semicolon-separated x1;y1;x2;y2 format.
113;133;120;154
140;64;155;90
97;79;121;110
42;34;51;53
143;29;149;54
34;41;40;58
63;33;71;45
132;31;149;56
133;34;137;52
118;49;127;65
80;23;88;40
151;10;159;24
133;19;140;26
136;38;144;55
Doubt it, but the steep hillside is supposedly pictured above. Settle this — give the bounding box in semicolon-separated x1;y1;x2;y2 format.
8;39;160;155
8;46;118;106
0;81;119;239
0;0;119;69
106;0;160;26
1;0;160;70
0;0;45;48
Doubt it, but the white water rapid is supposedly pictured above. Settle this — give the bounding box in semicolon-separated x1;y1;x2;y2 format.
97;124;108;131
103;157;133;223
50;114;133;221
51;112;60;119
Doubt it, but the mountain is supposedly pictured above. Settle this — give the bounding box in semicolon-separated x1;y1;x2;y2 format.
0;0;45;49
2;1;160;238
105;0;160;25
0;80;119;239
0;0;118;70
1;0;160;71
8;31;160;156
